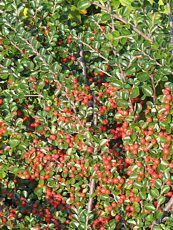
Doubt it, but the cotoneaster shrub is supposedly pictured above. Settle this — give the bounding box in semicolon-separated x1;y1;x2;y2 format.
0;0;172;229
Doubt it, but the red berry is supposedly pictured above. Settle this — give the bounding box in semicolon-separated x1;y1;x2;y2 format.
0;98;3;105
115;215;121;221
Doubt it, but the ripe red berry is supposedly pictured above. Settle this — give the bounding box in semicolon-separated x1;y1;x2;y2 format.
0;98;3;105
115;215;121;221
98;71;105;77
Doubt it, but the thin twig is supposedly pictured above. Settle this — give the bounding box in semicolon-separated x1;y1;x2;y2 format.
5;22;82;118
78;43;87;80
24;94;43;98
92;16;159;68
91;19;118;57
5;22;59;78
93;92;98;129
64;87;77;114
49;0;58;44
93;2;153;43
85;178;95;230
150;70;156;104
94;66;112;77
151;197;173;229
107;0;115;31
85;93;97;230
118;63;126;82
137;48;162;66
73;35;109;62
167;2;173;54
9;39;23;53
118;63;134;112
0;64;6;69
165;197;173;211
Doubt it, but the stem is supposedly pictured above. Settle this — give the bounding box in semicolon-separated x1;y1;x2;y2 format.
165;197;173;211
73;33;128;77
24;94;43;98
85;178;95;230
137;48;162;67
64;87;78;115
48;1;58;43
91;19;119;57
78;44;87;81
151;197;173;230
5;22;59;79
118;63;126;82
0;64;6;69
94;66;112;77
107;0;115;31
85;92;97;230
93;2;153;43
118;63;134;112
150;70;156;104
73;35;109;62
167;2;173;54
8;39;24;54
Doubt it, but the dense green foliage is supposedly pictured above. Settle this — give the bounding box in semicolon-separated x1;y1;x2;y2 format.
0;0;173;229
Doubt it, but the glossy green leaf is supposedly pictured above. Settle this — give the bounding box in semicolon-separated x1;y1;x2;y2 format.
150;188;160;198
130;86;140;98
145;203;156;211
9;139;20;148
101;13;111;21
161;185;170;194
158;196;166;206
120;0;133;7
137;72;150;81
142;85;153;97
116;99;129;108
77;1;91;10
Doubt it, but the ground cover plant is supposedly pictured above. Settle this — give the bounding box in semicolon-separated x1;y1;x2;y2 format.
0;0;173;229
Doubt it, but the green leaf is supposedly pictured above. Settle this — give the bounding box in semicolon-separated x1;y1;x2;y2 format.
111;0;120;8
111;79;123;88
105;33;113;42
158;196;166;206
147;0;154;4
38;180;44;186
145;203;156;211
100;139;108;147
158;0;164;6
130;86;140;98
0;168;7;179
127;219;136;225
4;59;12;67
155;210;163;220
101;13;111;22
119;0;133;7
116;99;129;109
133;202;141;212
16;118;23;126
142;85;153;97
77;1;91;10
112;30;120;38
34;187;42;198
137;72;150;81
146;214;154;222
161;185;170;194
9;139;20;148
0;74;9;79
134;182;142;188
150;188;160;198
155;179;162;188
109;219;116;228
